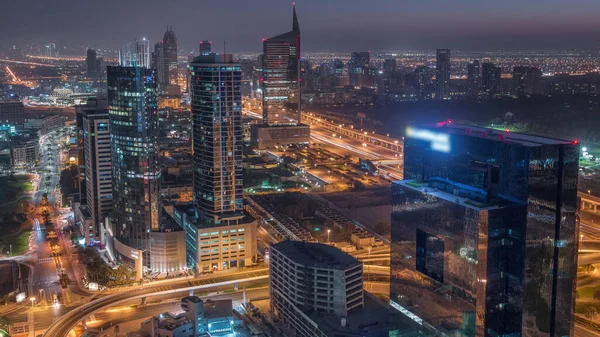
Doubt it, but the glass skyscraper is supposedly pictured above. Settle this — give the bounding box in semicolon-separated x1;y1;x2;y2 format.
190;54;244;222
391;123;579;337
119;38;151;69
107;66;160;256
261;5;301;125
435;49;450;100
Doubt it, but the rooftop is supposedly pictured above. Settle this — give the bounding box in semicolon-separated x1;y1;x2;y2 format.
410;122;574;147
272;241;360;270
395;179;502;211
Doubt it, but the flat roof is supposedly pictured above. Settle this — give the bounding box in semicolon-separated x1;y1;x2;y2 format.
395;179;501;211
272;241;360;270
410;122;573;147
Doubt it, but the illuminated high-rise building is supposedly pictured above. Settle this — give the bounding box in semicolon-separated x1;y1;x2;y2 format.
251;5;310;149
391;123;579;337
467;60;481;99
163;26;178;87
482;62;502;98
107;65;160;258
512;66;543;96
261;4;301;125
435;49;450;100
119;38;151;68
190;53;243;220
199;41;212;56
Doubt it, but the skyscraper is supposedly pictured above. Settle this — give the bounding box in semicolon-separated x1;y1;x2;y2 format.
251;5;310;149
513;66;543;96
348;51;370;87
435;49;450;100
482;62;502;98
86;48;97;77
190;54;243;221
107;65;160;257
119;38;151;68
261;4;301;125
199;41;212;56
162;26;178;87
466;60;481;99
391;122;579;337
153;41;164;83
414;66;434;101
79;98;112;244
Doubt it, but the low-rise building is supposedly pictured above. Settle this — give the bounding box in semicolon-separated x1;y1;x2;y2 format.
11;135;38;169
140;296;235;337
250;124;310;150
170;203;257;272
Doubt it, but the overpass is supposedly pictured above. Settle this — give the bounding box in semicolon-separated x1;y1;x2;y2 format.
579;192;600;213
301;112;403;154
44;275;269;337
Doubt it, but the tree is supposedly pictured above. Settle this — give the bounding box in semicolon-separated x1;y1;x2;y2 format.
594;290;600;302
583;306;598;320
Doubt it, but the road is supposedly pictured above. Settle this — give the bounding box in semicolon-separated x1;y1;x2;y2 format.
43;274;269;337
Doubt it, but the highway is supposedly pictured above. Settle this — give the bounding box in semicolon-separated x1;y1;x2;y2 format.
43;271;269;337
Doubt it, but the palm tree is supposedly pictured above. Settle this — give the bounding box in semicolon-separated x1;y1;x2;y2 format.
584;306;598;320
594;290;600;302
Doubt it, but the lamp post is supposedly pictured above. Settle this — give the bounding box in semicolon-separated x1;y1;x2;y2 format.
327;229;331;244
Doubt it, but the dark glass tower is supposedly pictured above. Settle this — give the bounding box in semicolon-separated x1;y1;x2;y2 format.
261;5;301;125
390;123;579;337
86;48;97;77
107;66;160;255
199;41;212;56
435;49;450;100
163;25;178;87
190;54;244;222
482;62;502;98
467;60;481;100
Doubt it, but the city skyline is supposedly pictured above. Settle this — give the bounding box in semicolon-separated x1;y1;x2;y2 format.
2;0;600;52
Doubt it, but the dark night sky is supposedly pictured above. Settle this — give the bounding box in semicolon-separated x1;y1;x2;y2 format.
3;0;600;52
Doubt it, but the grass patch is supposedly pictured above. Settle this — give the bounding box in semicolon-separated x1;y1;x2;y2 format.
406;181;425;188
3;230;31;256
578;286;600;299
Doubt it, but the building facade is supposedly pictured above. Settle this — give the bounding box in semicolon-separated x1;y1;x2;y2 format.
390;123;579;337
119;38;151;68
261;5;301;125
482;62;502;98
435;49;450;100
107;66;160;260
270;241;365;337
199;40;212;56
0;100;25;126
81;98;112;244
467;60;481;100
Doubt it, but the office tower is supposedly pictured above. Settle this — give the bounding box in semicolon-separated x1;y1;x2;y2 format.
332;59;349;86
45;43;56;57
0;100;25;126
178;53;257;271
414;66;434;100
107;66;160;257
80;98;112;244
261;4;301;125
482;62;502;98
163;26;178;87
391;123;579;337
199;40;212;56
86;49;97;77
270;241;393;337
190;53;243;220
252;5;310;149
383;58;397;74
435;49;450;100
119;38;151;68
96;57;105;77
513;66;543;96
153;41;164;82
467;60;481;99
348;51;370;86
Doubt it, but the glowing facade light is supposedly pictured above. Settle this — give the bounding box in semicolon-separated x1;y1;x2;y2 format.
405;127;451;153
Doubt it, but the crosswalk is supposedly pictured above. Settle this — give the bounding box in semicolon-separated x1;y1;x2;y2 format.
38;257;54;264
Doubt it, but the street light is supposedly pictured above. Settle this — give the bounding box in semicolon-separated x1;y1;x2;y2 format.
30;297;35;308
327;229;331;243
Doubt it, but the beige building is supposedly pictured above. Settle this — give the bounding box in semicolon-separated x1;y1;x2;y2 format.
149;229;187;273
171;204;257;272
